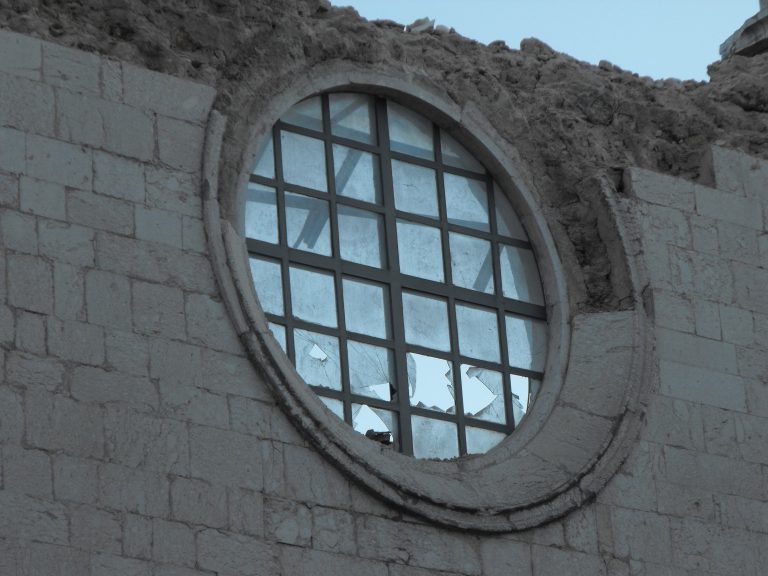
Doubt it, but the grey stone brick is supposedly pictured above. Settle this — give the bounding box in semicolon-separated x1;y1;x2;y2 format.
182;215;207;253
531;546;605;576
656;327;738;374
68;188;134;235
0;387;23;444
656;481;716;524
153;566;215;576
280;547;388;576
158;117;205;172
189;425;262;490
0;72;55;136
123;64;215;123
171;476;228;528
0;171;19;208
47;317;105;365
71;366;158;411
596;444;660;512
39;219;95;266
90;553;153;576
132;280;186;339
691;215;719;253
152;519;195;567
313;506;355;555
659;359;747;412
669;247;733;302
652;290;694;333
53;262;85;320
641;203;691;248
105;329;149;376
695;185;763;229
124;513;153;559
563;507;599;555
643;395;705;452
98;462;170;516
737;347;768;382
150;338;202;385
628;167;695;212
1;209;38;254
8;254;52;314
201;348;272;402
26;134;91;189
718;220;760;265
15;542;90;576
0;490;68;544
42;42;101;94
282;444;350;507
720;304;755;346
670;518;762;575
2;446;52;497
197;528;276;576
186;293;243;354
53;455;99;504
20;176;65;219
6;350;64;391
732;261;768;315
14;310;46;354
228;487;265;537
159;379;229;428
265;497;312;546
70;506;122;554
135;205;183;248
611;508;672;564
26;389;104;458
714;493;768;534
85;269;131;329
693;298;721;340
229;396;273;439
93;150;145;203
0;126;26;174
0;30;41;80
480;538;532;576
101;59;123;101
145;166;202;218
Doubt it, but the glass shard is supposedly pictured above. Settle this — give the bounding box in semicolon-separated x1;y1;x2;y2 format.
495;183;528;240
252;137;275;178
281;131;327;192
289;267;337;328
411;415;458;459
407;352;454;413
348;341;393;401
455;303;500;363
392;160;439;219
505;315;547;372
461;365;504;423
449;232;493;293
244;183;278;244
401;291;450;352
444;173;489;231
281;96;323;132
465;427;506;454
397;220;444;282
352;404;396;446
342;278;389;339
500;245;544;305
267;322;287;352
338;205;384;268
509;374;532;424
387;101;434;160
330;93;376;144
333;144;381;204
249;257;283;315
294;329;341;391
440;130;484;173
285;192;331;256
319;396;344;419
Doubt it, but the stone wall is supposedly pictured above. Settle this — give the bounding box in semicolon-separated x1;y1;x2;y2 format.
0;23;767;576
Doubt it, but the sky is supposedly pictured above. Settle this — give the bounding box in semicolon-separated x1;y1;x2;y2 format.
333;0;758;81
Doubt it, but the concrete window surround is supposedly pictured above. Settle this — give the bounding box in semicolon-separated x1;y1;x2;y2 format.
204;68;656;531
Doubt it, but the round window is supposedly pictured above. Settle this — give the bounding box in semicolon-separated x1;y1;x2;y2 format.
244;92;547;458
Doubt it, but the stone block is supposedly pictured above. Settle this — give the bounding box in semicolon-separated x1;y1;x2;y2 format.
693;298;721;340
197;528;276;576
280;547;388;576
101;58;123;101
0;171;19;207
16;542;90;575
563;507;599;555
670;518;762;575
68;188;134;235
124;513;152;559
70;506;122;554
53;262;85;320
596;442;660;512
150;338;203;386
720;304;755;346
152;519;195;567
659;359;747;412
718;220;760;265
105;329;149;376
282;444;350;507
47;317;105;365
14;310;46;354
98;462;170;516
189;425;262;490
186;293;243;354
8;254;52;314
712;145;768;198
20;176;65;219
0;387;24;444
480;538;532;576
656;481;716;524
201;348;272;401
737;347;768;382
2;446;52;498
0;305;13;346
93;150;146;202
71;366;158;411
1;209;38;254
228;487;265;537
0;126;26;174
90;553;153;576
641;203;691;248
6;350;64;391
265;497;312;546
135;205;183;248
312;506;356;555
26;389;104;458
123;64;215;123
669;247;733;302
531;546;605;576
132;280;185;339
42;41;101;94
85;269;131;329
229;396;274;439
0;30;41;79
0;491;68;544
170;477;228;528
695;185;763;230
656;327;738;374
52;455;99;504
39;219;95;266
691;215;719;253
26;134;91;189
158;117;205;172
145;166;202;217
732;261;768;315
715;493;768;534
182;215;207;253
628;167;695;212
0;72;54;136
643;395;705;451
652;289;694;333
611;508;672;564
159;379;229;428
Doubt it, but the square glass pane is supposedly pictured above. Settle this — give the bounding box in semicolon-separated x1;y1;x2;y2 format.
280;96;323;132
407;352;454;413
281;132;327;192
500;245;544;305
353;404;396;446
285;192;331;256
294;329;341;391
510;374;534;425
465;427;506;455
402;291;450;352
449;232;493;294
392;160;438;218
455;303;500;363
289;267;337;328
338;206;384;268
342;278;389;339
252;137;275;178
244;183;278;244
495;183;528;240
387;101;434;160
249;257;283;315
461;365;504;424
444;173;489;231
411;415;458;459
440;131;483;173
268;322;287;352
333;144;381;204
397;220;443;282
319;396;344;419
348;341;393;401
330;93;376;144
505;315;547;372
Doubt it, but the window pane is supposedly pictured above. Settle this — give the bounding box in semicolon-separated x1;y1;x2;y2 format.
392;160;439;218
440;131;483;173
338;206;384;268
387;101;433;160
397;220;443;282
281;132;327;192
353;404;396;446
294;329;341;391
285;192;331;256
348;341;393;401
505;315;547;372
281;96;323;132
249;257;283;315
268;322;287;352
444;173;489;231
407;352;454;413
449;232;493;293
461;365;504;424
456;303;500;363
495;183;528;240
411;415;458;459
343;278;389;339
333;144;381;204
500;245;544;305
252;137;275;178
320;396;344;419
245;183;278;244
402;292;450;352
510;374;533;425
465;427;505;454
290;267;337;328
330;93;376;144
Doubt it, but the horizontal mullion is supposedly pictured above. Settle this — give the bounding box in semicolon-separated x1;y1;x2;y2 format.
389;150;487;181
276;121;382;155
508;366;545;380
313;388;400;417
461;416;511;433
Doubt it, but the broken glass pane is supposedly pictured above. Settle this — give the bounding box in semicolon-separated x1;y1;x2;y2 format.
402;291;450;352
338;205;384;268
244;183;278;244
440;130;484;173
342;278;389;339
352;404;396;446
500;245;544;305
267;322;287;352
387;101;434;160
444;173;489;231
505;315;547;372
392;160;439;218
397;220;444;282
285;192;331;256
456;303;500;363
495;183;528;240
449;232;493;294
320;396;344;419
411;415;458;459
465;427;505;454
294;329;341;391
461;365;504;424
281;131;327;192
289;267;337;328
249;257;283;315
330;93;376;144
252;137;275;179
281;96;323;132
348;341;393;401
509;374;532;425
407;352;454;413
333;144;381;204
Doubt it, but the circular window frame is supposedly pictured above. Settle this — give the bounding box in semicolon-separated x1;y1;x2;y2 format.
204;67;654;532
